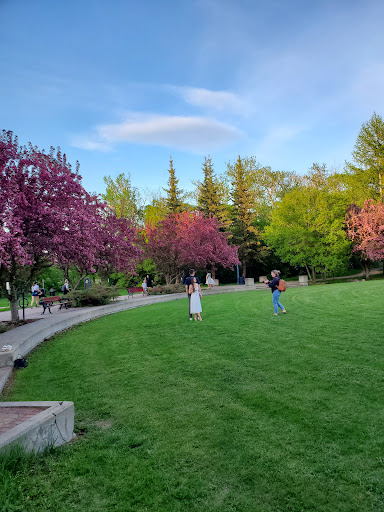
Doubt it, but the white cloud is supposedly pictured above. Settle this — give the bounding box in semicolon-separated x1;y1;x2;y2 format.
71;137;112;152
176;86;248;114
72;113;242;152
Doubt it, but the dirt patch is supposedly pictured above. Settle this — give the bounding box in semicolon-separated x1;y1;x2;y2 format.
95;420;113;430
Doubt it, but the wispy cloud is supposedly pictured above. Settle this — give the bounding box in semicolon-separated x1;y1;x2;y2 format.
174;86;248;114
72;113;242;152
256;123;308;154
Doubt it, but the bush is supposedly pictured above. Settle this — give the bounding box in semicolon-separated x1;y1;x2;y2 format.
68;285;118;307
148;283;185;295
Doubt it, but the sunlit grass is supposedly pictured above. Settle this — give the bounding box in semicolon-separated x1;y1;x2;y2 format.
1;281;384;511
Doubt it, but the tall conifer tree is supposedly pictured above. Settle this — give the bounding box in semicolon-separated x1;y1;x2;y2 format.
197;156;228;227
228;156;261;278
163;156;184;214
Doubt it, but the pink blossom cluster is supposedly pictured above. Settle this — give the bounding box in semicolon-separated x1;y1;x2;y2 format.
0;130;142;320
145;210;239;283
346;200;384;261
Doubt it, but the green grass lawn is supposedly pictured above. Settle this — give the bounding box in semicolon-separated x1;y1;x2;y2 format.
1;282;384;512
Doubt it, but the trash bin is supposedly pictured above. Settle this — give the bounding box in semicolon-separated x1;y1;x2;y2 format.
49;288;56;296
239;277;245;285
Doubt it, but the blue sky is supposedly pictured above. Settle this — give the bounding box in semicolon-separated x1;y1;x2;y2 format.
1;0;383;198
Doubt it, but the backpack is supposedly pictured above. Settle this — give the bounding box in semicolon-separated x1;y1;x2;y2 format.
277;279;287;292
62;285;65;292
14;357;28;369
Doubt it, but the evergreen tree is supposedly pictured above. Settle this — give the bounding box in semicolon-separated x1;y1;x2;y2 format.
197;156;228;227
346;112;384;202
163;156;184;214
228;156;264;278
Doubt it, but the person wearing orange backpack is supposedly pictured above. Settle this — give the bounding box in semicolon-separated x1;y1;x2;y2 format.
265;270;287;316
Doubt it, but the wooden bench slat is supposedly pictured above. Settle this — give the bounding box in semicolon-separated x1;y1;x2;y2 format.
41;296;71;314
127;287;147;297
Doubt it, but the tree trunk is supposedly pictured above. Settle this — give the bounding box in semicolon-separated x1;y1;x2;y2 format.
242;261;247;278
379;171;382;203
360;260;370;279
305;264;317;283
9;280;20;324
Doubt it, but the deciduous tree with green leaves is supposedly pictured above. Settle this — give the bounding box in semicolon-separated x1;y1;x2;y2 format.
102;172;142;224
143;193;168;229
247;160;302;226
345;112;384;203
264;184;351;283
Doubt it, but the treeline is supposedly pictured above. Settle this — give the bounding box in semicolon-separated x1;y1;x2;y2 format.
1;113;383;322
104;112;384;285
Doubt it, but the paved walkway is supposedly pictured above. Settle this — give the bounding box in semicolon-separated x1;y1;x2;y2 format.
0;284;273;323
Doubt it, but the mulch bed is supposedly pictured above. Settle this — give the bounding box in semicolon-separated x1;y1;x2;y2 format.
0;319;37;334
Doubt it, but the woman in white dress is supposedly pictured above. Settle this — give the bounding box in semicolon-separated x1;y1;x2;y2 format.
188;277;202;321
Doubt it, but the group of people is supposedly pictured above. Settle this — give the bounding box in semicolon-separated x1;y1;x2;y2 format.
30;271;286;318
30;279;70;307
183;268;287;321
142;275;153;295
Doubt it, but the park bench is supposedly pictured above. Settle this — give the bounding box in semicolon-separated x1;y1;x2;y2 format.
127;286;146;298
40;296;71;315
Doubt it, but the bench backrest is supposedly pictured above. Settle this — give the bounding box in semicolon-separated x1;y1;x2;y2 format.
128;287;143;293
41;296;61;302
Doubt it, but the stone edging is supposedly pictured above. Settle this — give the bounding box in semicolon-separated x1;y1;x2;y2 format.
0;401;74;453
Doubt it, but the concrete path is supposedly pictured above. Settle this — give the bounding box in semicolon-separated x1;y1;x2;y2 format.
0;283;276;323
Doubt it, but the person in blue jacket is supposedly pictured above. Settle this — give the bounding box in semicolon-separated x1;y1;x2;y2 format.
265;270;287;316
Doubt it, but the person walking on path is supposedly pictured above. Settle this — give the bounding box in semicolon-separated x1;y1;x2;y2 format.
205;272;214;289
142;277;148;296
145;275;153;289
30;281;40;307
62;279;70;295
265;270;287;316
185;269;201;320
188;277;203;321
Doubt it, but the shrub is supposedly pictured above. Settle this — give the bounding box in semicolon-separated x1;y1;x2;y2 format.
148;283;185;295
68;285;118;307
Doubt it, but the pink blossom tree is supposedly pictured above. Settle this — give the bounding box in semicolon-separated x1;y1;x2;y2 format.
145;211;239;284
346;200;384;278
93;213;143;283
55;201;142;289
0;131;141;322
